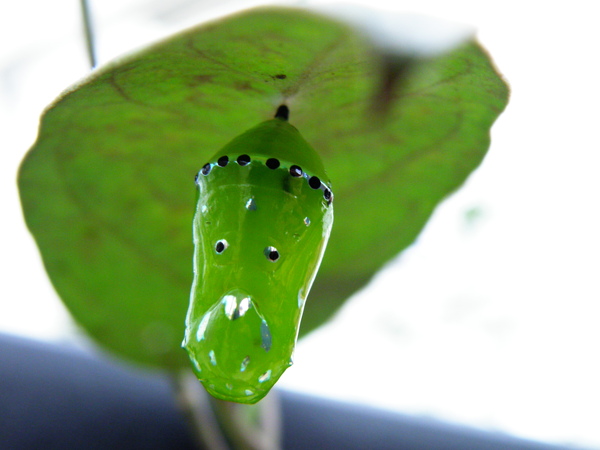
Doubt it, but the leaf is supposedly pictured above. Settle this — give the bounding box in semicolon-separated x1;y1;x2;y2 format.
18;6;508;369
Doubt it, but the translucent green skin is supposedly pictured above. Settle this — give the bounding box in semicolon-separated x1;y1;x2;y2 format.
183;118;333;404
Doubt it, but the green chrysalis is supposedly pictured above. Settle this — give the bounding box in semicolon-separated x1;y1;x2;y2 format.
182;106;333;404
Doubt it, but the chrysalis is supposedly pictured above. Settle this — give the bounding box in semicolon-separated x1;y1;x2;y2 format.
182;105;333;404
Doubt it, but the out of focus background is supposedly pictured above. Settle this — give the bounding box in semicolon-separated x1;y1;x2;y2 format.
1;0;598;448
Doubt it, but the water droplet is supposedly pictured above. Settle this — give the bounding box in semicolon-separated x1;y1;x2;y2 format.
304;217;311;226
184;289;274;389
196;313;210;341
297;289;306;308
223;295;236;319
223;294;252;320
191;358;202;373
208;350;217;366
245;198;257;210
239;297;250;316
260;320;272;352
201;205;208;213
240;356;250;372
245;389;254;396
258;370;272;383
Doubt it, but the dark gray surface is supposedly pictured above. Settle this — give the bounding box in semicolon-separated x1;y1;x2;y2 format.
0;333;574;449
0;333;194;449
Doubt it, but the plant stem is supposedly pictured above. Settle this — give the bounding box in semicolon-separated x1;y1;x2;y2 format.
171;370;282;450
172;370;230;450
210;391;282;450
80;0;97;68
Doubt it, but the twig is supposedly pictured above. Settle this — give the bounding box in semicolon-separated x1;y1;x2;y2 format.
171;370;230;450
171;370;283;450
210;392;282;450
80;0;97;68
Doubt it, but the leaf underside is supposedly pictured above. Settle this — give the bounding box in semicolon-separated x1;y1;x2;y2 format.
18;7;508;369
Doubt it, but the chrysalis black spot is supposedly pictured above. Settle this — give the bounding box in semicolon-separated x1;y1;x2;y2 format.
266;158;280;170
260;320;272;351
289;165;303;177
215;239;228;254
323;188;332;201
201;163;211;175
217;156;229;167
308;176;321;189
265;246;279;262
237;154;251;166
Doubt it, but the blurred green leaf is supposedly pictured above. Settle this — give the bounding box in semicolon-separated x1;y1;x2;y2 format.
18;7;508;369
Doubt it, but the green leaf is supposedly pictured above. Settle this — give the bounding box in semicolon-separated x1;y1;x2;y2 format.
18;6;508;369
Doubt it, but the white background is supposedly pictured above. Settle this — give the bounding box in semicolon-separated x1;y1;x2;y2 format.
1;1;598;448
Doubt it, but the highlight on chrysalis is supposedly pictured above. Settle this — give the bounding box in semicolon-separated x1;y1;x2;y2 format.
182;105;333;404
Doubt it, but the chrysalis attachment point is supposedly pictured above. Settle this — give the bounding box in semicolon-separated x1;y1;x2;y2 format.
274;104;289;121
